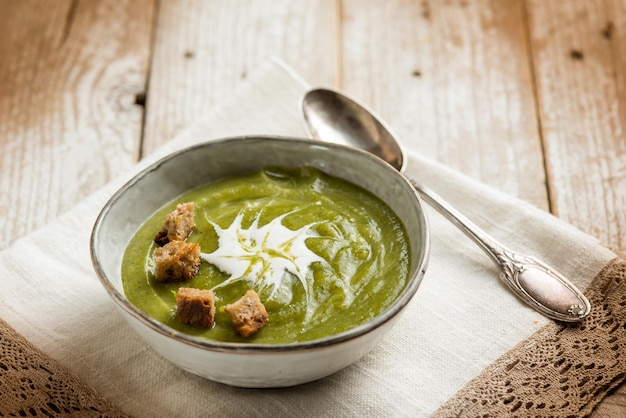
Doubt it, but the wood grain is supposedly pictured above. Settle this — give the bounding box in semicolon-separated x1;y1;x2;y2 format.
340;0;549;210
142;0;338;155
0;0;154;250
594;388;626;418
526;0;626;251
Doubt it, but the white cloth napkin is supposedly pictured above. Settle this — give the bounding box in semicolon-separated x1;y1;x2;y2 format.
0;60;616;417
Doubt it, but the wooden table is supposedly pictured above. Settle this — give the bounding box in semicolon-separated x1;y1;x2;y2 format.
1;0;624;414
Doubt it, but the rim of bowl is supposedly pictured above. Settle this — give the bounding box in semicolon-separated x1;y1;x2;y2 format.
90;135;430;354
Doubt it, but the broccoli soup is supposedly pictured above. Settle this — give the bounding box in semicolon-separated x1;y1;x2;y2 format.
121;166;411;344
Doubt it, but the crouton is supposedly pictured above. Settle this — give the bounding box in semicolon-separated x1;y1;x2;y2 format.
224;290;268;337
155;202;195;245
154;240;201;282
176;287;216;328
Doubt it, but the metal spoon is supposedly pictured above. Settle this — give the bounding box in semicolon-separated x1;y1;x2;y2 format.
300;87;591;322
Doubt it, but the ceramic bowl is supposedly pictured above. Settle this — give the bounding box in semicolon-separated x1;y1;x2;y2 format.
90;136;430;388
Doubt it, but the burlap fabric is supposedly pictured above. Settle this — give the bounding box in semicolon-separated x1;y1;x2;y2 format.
0;61;621;416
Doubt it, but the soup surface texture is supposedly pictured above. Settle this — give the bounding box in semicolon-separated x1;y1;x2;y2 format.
122;167;411;343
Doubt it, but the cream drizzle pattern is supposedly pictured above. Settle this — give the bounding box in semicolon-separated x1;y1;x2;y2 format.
201;209;327;321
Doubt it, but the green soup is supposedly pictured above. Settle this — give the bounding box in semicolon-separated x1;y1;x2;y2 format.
122;167;411;343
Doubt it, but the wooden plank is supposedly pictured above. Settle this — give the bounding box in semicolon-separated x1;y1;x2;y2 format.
339;0;549;210
526;0;626;251
0;0;155;249
142;0;338;155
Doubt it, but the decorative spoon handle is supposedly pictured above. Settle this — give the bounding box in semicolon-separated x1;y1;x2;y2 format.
410;180;591;322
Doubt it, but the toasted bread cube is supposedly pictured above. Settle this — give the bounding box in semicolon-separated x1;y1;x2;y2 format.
224;290;268;337
176;287;216;328
155;202;195;245
154;240;201;282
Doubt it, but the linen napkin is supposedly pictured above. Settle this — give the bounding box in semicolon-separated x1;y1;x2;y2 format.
0;60;622;417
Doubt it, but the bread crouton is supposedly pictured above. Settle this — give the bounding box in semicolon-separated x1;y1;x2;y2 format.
175;287;216;328
224;290;268;337
154;240;201;282
155;202;195;245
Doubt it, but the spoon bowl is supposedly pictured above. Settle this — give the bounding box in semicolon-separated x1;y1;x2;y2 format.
301;88;405;172
300;87;591;323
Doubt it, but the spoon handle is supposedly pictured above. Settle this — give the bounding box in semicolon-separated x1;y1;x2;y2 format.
409;180;591;322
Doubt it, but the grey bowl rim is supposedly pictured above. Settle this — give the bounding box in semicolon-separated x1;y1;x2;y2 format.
90;135;430;354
